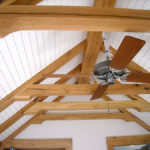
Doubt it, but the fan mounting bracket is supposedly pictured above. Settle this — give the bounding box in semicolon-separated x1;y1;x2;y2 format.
93;60;126;85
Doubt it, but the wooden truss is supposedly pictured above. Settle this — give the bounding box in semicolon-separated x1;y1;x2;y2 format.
0;0;150;149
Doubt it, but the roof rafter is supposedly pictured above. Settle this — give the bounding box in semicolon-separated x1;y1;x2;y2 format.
0;0;150;145
1;6;150;37
0;40;86;112
0;65;81;134
2;111;43;145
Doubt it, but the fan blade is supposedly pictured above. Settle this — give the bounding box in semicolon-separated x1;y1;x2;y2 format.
44;74;91;78
91;84;108;100
110;36;145;70
126;73;150;83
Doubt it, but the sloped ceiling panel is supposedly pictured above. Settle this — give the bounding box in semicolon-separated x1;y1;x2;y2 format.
0;115;33;141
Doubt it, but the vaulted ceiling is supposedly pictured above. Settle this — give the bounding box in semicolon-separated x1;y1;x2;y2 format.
0;0;150;148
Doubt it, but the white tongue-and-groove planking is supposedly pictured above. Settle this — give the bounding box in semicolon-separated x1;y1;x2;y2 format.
0;0;150;141
0;115;33;141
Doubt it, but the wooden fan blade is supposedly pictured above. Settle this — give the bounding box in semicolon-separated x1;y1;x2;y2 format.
91;84;108;100
44;74;91;78
126;73;150;83
110;36;145;70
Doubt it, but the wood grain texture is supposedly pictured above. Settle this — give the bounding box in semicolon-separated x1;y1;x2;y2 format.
24;101;150;114
32;113;131;123
0;40;85;112
91;85;108;100
102;95;150;131
0;65;80;134
1;6;150;37
109;46;149;104
100;40;150;131
0;0;42;5
0;0;16;5
109;46;149;73
0;96;45;134
102;46;150;131
14;84;150;100
1;6;150;18
2;111;43;145
11;0;43;5
126;72;150;83
94;0;116;7
79;0;111;84
79;32;103;83
45;74;90;78
100;46;149;103
110;36;145;70
1;66;79;144
3;139;72;150
129;95;149;103
107;135;150;150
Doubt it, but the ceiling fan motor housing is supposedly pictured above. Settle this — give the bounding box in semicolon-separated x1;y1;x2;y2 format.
93;60;126;85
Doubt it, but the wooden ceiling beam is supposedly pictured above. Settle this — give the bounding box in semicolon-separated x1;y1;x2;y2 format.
107;135;150;149
79;32;103;83
0;0;16;5
94;0;116;7
0;0;43;5
79;0;116;84
1;0;150;144
0;40;85;112
0;96;45;134
24;101;150;114
0;6;150;37
3;139;72;149
2;111;43;145
0;64;80;134
0;65;79;143
32;113;132;124
1;6;150;18
14;84;150;100
102;95;150;131
11;0;43;5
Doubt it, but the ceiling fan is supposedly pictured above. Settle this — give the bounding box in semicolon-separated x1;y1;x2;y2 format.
45;35;149;100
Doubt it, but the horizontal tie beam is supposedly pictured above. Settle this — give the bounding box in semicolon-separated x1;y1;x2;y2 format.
14;84;150;100
1;6;150;37
24;101;150;114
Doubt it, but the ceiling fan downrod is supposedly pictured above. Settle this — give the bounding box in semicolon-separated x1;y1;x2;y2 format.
93;33;126;85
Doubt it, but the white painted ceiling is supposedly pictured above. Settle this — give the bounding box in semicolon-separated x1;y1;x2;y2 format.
0;0;150;141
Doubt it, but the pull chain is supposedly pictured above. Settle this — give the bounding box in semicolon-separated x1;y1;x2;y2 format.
102;32;110;60
107;102;110;113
